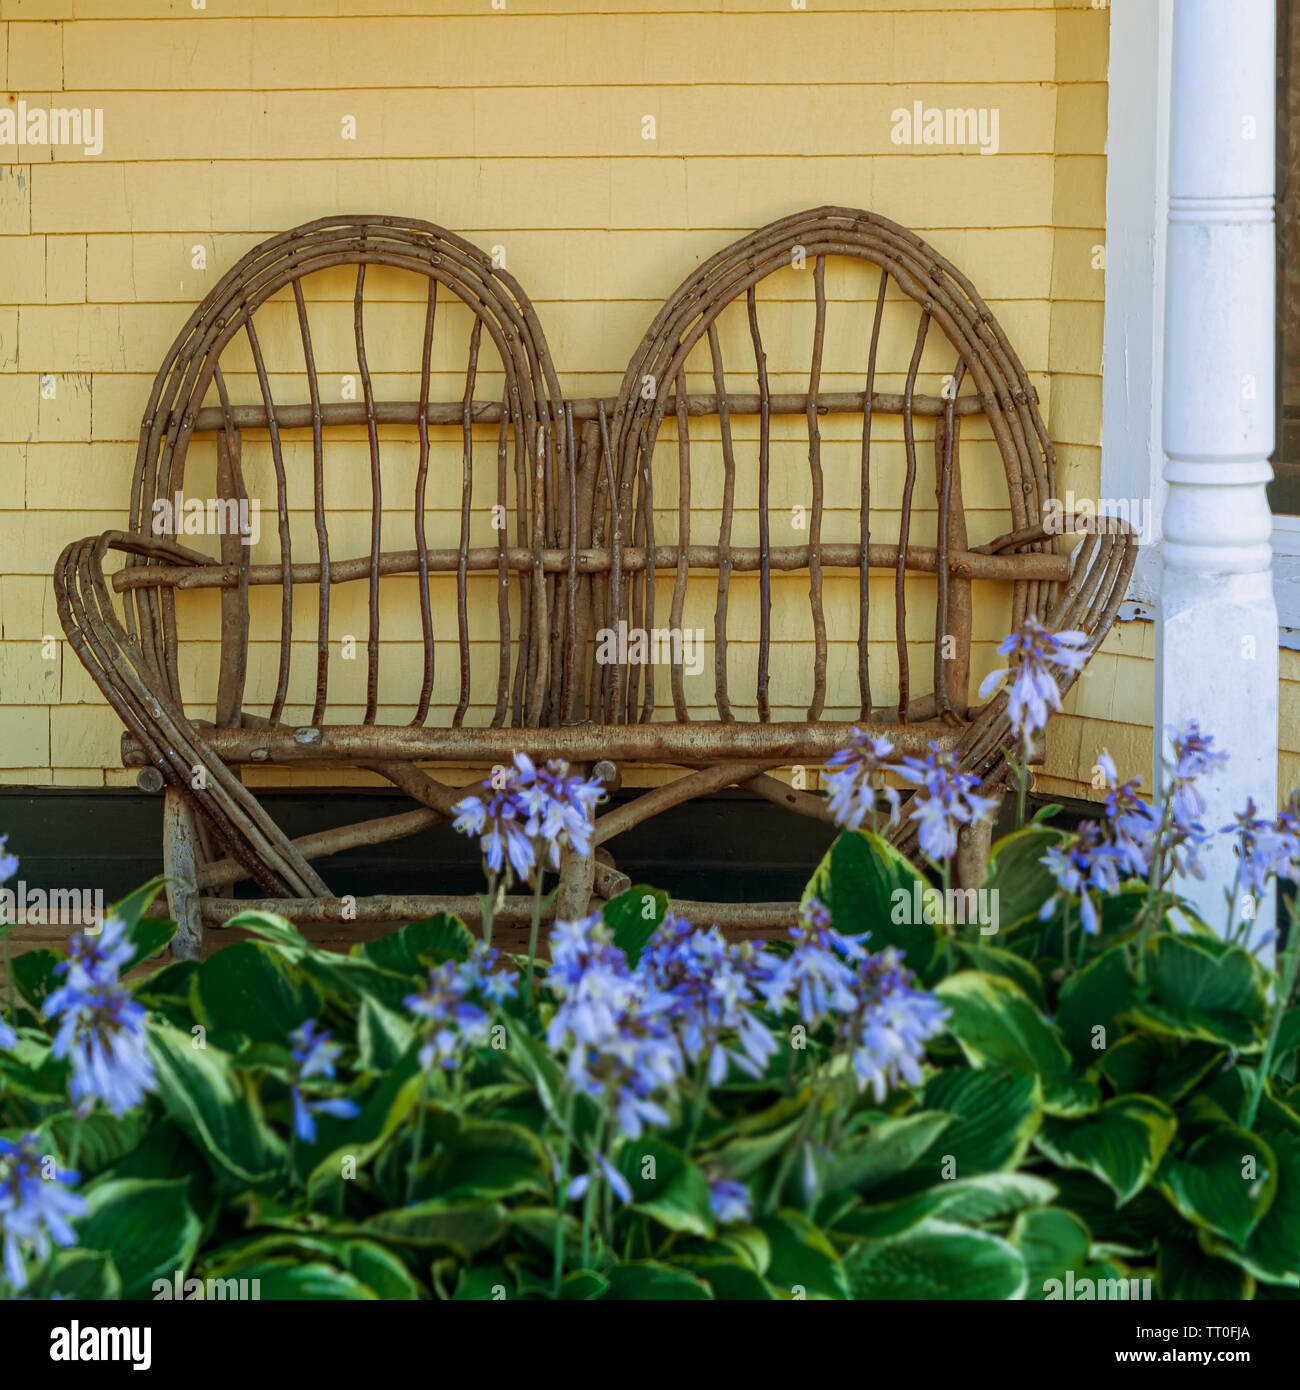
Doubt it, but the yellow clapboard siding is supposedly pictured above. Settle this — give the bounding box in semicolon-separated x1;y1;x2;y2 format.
0;0;1235;801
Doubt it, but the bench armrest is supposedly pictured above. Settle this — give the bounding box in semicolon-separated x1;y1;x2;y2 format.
54;530;328;898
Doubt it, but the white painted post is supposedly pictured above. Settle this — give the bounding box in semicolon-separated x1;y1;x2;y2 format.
1157;0;1278;945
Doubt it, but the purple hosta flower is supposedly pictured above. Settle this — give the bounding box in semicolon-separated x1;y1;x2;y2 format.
637;912;779;1083
469;942;520;1006
56;914;133;989
1140;727;1226;883
757;900;861;1029
1040;821;1123;935
404;959;495;1074
1166;721;1228;826
0;1134;84;1292
895;743;1000;864
521;756;605;874
287;1020;360;1143
546;914;684;1140
566;1150;633;1206
0;834;17;884
1091;751;1159;880
0;1021;15;1049
452;787;536;886
837;947;949;1101
979;618;1089;753
43;926;155;1117
824;730;901;832
792;896;869;963
1225;798;1300;897
708;1177;752;1226
452;754;605;886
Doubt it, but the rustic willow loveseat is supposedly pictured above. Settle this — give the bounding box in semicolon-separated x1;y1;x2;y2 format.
54;210;1136;958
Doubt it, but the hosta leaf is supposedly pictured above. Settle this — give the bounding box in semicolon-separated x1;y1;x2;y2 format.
1096;1034;1225;1104
602;1261;713;1300
194;941;323;1045
40;1110;148;1179
844;1219;1027;1300
359;914;474;974
146;1024;285;1184
602;886;667;966
759;1210;850;1300
1200;1131;1300;1286
936;971;1097;1116
1157;1238;1255;1300
42;1248;122;1301
1055;946;1136;1067
208;1259;378;1300
672;1256;775;1300
835;1173;1057;1239
873;1067;1043;1197
431;1121;550;1201
616;1138;714;1236
1155;1125;1277;1247
818;1111;951;1196
356;995;415;1072
982;825;1070;932
359;1200;507;1257
1011;1206;1093;1298
1129;935;1268;1051
1034;1096;1177;1206
802;830;941;977
76;1177;202;1300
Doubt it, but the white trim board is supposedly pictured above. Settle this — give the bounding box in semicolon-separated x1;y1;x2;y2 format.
1101;0;1300;635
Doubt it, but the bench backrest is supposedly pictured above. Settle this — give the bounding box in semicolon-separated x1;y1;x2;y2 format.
564;206;1065;729
119;209;1068;740
120;215;566;733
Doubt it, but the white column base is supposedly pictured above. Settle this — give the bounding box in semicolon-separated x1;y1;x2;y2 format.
1156;566;1277;954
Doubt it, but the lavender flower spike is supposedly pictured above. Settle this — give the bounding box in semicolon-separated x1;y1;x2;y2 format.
0;1133;84;1292
824;730;901;832
979;617;1088;753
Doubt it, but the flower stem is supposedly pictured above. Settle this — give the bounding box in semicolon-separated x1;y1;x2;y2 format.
524;871;546;1008
552;1086;577;1296
1061;895;1072;981
765;1081;821;1217
580;1110;607;1269
685;1057;710;1151
1244;901;1300;1130
1135;800;1175;991
405;1069;430;1203
939;859;955;974
2;934;14;1026
480;869;499;951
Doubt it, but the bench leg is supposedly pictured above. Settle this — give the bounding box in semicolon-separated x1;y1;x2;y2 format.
955;797;999;891
163;788;204;961
555;843;597;922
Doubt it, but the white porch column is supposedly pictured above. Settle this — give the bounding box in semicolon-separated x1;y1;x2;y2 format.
1157;0;1278;942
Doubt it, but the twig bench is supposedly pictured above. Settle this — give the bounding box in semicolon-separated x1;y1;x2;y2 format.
54;210;1136;958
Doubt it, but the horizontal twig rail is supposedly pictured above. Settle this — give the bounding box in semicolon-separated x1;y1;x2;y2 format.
189;390;989;435
113;543;1069;593
127;719;960;768
201;893;796;930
